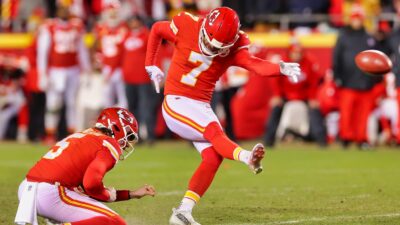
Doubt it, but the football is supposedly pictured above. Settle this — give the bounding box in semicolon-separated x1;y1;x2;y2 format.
355;50;392;75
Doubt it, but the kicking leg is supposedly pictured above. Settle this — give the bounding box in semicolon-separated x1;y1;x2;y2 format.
203;121;265;174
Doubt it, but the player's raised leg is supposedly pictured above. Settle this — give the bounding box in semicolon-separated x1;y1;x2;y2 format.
169;143;222;225
163;95;265;174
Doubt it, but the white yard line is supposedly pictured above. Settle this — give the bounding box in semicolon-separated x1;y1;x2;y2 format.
219;213;400;225
267;213;400;224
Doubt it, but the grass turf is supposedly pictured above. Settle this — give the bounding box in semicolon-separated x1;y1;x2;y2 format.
0;141;400;225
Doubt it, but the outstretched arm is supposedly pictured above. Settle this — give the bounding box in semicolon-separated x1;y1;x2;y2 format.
233;48;300;82
232;48;281;76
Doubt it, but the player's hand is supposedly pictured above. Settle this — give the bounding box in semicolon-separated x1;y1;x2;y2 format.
145;66;164;93
129;184;156;199
279;61;301;83
106;187;117;202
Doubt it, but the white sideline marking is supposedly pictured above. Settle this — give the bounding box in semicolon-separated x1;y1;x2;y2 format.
267;213;400;225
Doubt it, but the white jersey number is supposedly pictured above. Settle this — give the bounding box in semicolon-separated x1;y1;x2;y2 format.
43;133;85;159
180;51;212;86
54;30;78;54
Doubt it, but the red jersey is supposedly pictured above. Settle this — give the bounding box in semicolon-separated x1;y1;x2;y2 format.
146;12;281;102
43;18;84;68
271;54;321;101
122;27;150;84
26;129;124;201
95;22;128;69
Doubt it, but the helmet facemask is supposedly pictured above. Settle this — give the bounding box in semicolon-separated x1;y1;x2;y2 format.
117;124;139;160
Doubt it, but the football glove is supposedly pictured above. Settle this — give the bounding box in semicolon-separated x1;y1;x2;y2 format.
106;187;117;202
279;61;301;83
145;65;165;93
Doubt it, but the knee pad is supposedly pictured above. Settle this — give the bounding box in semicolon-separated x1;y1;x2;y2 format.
201;147;223;168
203;121;224;141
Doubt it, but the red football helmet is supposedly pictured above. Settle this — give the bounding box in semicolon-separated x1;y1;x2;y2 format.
95;107;139;160
199;7;240;57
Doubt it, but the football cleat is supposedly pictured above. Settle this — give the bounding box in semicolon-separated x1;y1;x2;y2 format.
169;208;201;225
249;143;265;174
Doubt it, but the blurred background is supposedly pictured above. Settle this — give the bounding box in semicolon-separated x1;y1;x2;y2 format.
1;0;400;150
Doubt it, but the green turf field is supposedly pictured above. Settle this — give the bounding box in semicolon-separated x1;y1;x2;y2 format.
1;141;400;225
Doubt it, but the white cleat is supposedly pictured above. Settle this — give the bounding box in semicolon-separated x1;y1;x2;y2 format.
169;208;201;225
249;143;265;174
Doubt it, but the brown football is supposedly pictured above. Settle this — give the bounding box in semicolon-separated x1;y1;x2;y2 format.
355;50;392;75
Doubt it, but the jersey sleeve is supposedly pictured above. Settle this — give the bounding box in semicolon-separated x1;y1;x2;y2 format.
102;138;122;163
234;31;251;51
170;11;199;36
232;48;281;77
145;21;176;66
82;148;116;202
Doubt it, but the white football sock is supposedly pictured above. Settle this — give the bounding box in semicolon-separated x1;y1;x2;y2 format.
178;197;196;212
238;150;251;165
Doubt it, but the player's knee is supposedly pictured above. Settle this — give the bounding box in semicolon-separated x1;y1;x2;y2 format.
201;147;223;168
110;215;127;225
203;121;224;141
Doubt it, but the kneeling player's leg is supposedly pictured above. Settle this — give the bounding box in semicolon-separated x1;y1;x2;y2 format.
67;215;126;225
36;183;124;225
178;143;223;212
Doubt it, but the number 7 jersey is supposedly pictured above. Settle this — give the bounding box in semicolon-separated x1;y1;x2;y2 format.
165;12;251;102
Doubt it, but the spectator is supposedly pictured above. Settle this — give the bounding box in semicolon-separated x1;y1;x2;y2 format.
122;16;157;143
37;5;91;143
333;5;381;148
264;42;326;147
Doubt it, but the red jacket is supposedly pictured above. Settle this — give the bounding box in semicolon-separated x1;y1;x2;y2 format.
122;27;150;84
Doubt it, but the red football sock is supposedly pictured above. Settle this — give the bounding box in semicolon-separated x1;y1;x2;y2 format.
203;122;241;160
187;146;223;197
68;216;125;225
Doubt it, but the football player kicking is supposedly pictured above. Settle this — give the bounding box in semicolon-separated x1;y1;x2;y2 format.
15;108;156;225
145;7;301;225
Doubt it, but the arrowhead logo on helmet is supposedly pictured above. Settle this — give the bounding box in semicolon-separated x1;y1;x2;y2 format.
198;7;240;57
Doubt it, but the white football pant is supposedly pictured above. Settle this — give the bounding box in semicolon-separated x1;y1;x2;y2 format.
45;66;80;132
17;179;117;223
162;95;221;153
101;66;128;108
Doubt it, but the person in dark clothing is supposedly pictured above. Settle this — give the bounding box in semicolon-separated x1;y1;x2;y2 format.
264;43;327;147
333;6;382;148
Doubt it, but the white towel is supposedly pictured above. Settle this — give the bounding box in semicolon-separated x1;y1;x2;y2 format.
15;181;38;225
